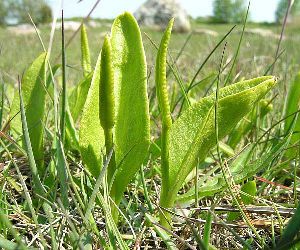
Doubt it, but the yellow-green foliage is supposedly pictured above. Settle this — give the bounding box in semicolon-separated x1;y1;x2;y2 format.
10;53;47;172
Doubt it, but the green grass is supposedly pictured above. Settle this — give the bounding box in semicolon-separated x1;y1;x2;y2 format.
1;14;300;249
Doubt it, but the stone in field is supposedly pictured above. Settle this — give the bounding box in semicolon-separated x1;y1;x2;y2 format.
54;21;81;31
8;24;37;35
243;28;282;40
194;28;218;37
134;0;191;32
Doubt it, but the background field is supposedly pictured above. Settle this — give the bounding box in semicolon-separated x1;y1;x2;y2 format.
1;20;299;87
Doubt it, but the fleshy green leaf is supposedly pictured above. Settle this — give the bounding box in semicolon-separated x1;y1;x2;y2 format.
177;135;289;203
69;74;92;122
79;50;105;177
241;180;256;204
110;12;150;205
228;98;273;148
65;105;79;151
284;72;300;155
166;76;276;206
10;53;47;171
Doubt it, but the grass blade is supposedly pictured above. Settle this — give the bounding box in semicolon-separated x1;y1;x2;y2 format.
224;1;250;86
10;53;47;172
178;25;236;113
0;83;3;127
55;138;69;208
60;10;67;143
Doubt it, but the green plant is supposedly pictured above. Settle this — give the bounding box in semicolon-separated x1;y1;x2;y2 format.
155;19;276;227
7;0;52;24
38;2;52;24
79;12;150;220
10;53;47;173
4;8;293;248
284;72;300;156
276;0;300;23
212;0;247;23
0;0;8;26
213;0;233;23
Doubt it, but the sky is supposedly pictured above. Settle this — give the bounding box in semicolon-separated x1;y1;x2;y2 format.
47;0;281;23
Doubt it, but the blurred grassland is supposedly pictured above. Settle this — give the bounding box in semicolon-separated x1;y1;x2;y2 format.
0;19;299;91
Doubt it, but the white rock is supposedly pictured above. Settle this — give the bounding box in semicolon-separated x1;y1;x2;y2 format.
88;20;100;28
7;24;37;35
54;21;82;31
194;28;218;37
134;0;191;32
243;28;282;40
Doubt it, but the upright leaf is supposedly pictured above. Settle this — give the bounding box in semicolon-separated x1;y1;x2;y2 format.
65;105;80;151
0;83;4;127
284;72;300;154
79;50;105;177
18;78;46;198
55;139;69;208
69;74;92;122
110;12;150;205
69;25;93;123
163;76;276;208
10;53;47;171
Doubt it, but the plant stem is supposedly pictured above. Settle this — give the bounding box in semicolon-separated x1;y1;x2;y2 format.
154;18;174;228
159;127;172;227
104;128;115;185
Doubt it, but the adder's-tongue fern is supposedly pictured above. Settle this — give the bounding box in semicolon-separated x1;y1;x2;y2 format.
155;18;174;227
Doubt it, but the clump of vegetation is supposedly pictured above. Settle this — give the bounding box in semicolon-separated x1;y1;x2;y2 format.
276;0;300;23
0;0;52;25
1;4;300;250
0;0;8;26
212;0;247;23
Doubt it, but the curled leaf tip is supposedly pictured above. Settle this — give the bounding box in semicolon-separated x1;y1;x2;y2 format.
119;12;136;22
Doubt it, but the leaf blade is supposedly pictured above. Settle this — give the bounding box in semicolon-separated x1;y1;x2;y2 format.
11;53;47;171
79;50;105;177
110;12;150;205
167;76;276;204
